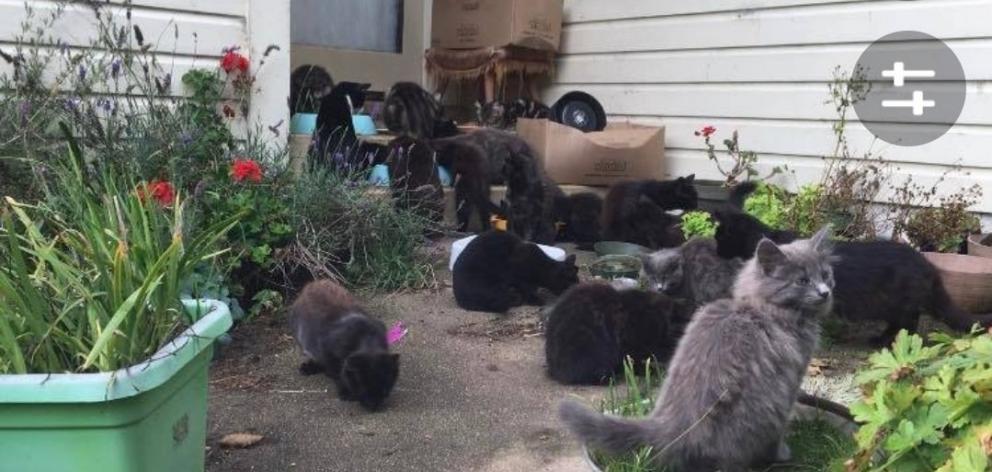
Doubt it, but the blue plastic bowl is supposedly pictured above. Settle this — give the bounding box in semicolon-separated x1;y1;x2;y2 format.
352;114;377;136
368;164;390;186
290;113;317;134
438;165;453;186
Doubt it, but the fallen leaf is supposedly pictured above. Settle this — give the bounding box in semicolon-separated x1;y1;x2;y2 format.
219;433;264;449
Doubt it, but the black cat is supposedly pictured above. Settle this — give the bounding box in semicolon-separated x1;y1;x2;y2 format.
432;137;500;232
383;82;458;140
502;149;563;245
313;81;371;169
289;65;333;115
713;211;992;344
601;176;698;249
545;283;690;385
289;279;399;411
553;192;603;248
452;230;579;313
385;136;445;228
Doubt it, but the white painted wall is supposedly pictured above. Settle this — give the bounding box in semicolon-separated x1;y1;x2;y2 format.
0;0;290;146
549;0;992;212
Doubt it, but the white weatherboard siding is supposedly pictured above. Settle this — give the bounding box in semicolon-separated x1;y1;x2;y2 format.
0;0;290;144
550;0;992;213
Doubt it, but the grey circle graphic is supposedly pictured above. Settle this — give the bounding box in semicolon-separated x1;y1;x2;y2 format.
853;31;966;146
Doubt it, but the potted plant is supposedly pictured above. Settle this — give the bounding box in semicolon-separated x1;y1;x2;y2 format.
966;233;992;259
0;143;239;472
899;187;992;313
694;126;784;205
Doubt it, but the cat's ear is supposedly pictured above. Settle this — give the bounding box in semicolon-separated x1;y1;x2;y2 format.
755;238;787;274
810;225;832;253
683;174;695;184
359;83;371;91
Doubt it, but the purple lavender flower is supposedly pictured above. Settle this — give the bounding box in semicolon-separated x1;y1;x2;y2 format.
18;100;30;126
78;65;86;81
63;98;80;113
179;130;194;146
110;59;121;79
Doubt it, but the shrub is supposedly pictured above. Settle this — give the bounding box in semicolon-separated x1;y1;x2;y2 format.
847;329;992;471
695;126;784;187
680;211;718;239
0;137;239;374
278;167;436;291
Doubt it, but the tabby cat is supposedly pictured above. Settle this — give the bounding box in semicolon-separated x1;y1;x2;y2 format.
385;136;445;228
289;65;333;115
383;82;458;140
640;238;743;308
476;98;552;129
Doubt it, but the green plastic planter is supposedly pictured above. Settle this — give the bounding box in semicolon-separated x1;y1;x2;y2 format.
0;299;231;472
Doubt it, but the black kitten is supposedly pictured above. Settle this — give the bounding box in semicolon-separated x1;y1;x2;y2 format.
712;212;992;344
383;82;457;140
713;210;798;259
313;81;371;168
289;279;399;411
601;176;698;249
556;192;603;248
545;283;690;385
502;148;563;244
385;136;445;228
432;137;500;232
289;65;333;115
453;230;579;313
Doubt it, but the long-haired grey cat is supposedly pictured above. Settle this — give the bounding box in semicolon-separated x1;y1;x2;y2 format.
640;237;743;308
560;226;834;472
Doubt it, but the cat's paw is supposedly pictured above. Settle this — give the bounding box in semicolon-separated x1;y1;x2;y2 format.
298;360;322;376
775;442;792;463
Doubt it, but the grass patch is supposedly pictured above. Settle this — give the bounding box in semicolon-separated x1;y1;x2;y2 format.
588;359;855;472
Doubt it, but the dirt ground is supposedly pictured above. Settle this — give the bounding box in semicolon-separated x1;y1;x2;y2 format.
204;242;876;472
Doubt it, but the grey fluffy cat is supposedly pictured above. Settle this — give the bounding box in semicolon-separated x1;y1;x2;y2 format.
560;227;834;472
640;238;743;308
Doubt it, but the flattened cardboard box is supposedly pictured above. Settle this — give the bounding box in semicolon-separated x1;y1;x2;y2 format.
516;119;666;187
431;0;563;51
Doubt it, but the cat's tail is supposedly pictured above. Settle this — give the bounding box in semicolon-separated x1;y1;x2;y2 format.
559;399;664;455
727;181;758;209
931;275;992;331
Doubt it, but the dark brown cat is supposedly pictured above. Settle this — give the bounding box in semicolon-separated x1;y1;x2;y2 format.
289;280;399;411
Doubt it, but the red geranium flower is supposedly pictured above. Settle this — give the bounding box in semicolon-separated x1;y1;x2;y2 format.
220;51;250;74
137;180;175;207
231;158;263;183
694;125;717;138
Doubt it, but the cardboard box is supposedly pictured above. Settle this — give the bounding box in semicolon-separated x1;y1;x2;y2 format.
431;0;563;51
516;119;666;186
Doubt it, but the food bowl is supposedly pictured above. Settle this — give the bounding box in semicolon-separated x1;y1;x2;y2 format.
290;112;317;134
351;114;377;136
593;241;651;258
589;255;642;280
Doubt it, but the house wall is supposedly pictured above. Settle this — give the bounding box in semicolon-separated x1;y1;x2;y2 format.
549;0;992;213
0;0;290;142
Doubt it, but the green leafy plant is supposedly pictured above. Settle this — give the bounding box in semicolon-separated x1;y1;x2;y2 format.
0;135;239;374
248;289;283;320
680;211;718;239
847;329;992;472
744;182;789;230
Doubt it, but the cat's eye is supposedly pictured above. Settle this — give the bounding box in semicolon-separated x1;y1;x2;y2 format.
797;277;810;286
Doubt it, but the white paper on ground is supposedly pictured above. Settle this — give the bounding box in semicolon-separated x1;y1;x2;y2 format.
449;234;566;271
